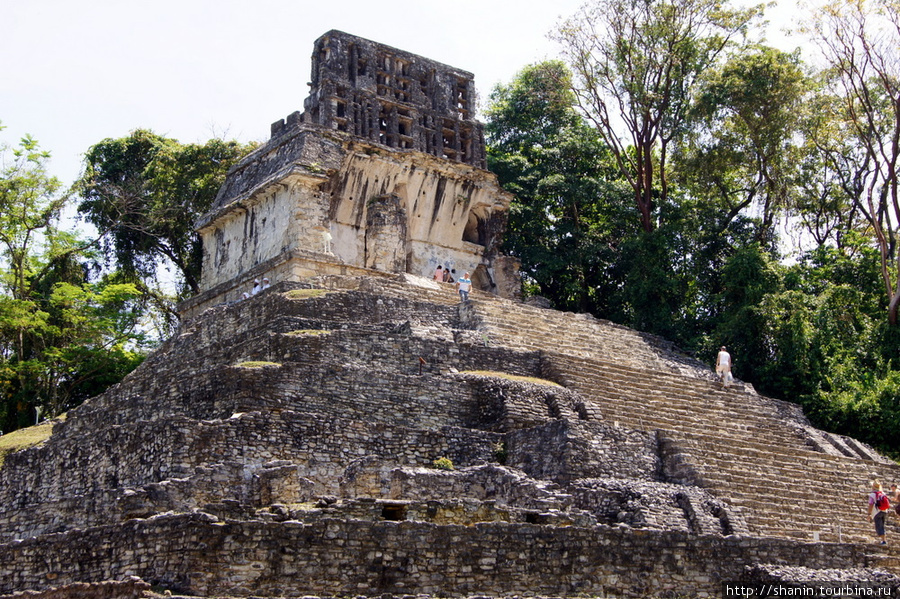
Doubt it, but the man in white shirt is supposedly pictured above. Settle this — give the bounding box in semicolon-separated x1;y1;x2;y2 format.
716;346;732;387
456;272;472;302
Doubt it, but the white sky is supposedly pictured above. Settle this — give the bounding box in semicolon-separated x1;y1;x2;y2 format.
0;0;805;189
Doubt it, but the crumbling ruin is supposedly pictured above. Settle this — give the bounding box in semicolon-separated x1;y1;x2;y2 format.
181;30;518;320
1;31;899;599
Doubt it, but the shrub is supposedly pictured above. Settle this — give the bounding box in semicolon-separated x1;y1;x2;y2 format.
432;456;454;470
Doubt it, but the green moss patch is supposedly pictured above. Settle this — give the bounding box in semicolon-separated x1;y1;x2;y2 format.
235;361;282;369
461;370;561;387
284;289;331;300
0;415;64;468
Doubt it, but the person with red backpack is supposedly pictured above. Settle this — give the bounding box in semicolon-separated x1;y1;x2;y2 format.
868;480;891;545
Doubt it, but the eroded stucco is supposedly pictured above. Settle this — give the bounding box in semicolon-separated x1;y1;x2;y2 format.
187;30;518;315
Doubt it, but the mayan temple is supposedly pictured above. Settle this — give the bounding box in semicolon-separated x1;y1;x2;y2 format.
1;30;899;599
179;30;520;320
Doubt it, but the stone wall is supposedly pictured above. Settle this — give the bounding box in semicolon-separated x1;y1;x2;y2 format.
506;420;661;484
67;285;547;429
464;376;587;432
302;30;486;168
199;178;324;290
199;128;343;231
0;281;688;549
341;464;572;510
0;512;882;598
568;478;749;536
0;579;151;599
0;408;502;542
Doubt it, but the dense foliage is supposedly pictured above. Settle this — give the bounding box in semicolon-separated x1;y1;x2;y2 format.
0;126;147;432
0;126;252;434
486;61;638;314
487;0;900;457
76;130;255;327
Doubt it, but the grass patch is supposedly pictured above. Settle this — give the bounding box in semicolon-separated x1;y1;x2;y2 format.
284;289;331;300
235;360;282;369
461;370;561;387
285;329;330;337
0;416;64;468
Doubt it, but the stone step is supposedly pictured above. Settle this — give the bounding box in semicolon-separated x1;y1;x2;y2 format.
671;448;899;542
478;311;675;357
674;429;899;475
590;404;805;454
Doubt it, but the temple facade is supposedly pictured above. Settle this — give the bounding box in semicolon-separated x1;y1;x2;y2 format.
179;30;519;318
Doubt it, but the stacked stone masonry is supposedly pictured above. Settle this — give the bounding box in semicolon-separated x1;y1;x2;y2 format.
2;275;900;598
297;30;487;168
5;29;899;599
189;31;518;319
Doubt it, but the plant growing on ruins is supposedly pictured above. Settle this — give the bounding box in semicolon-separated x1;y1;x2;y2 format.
492;441;508;465
285;329;330;336
462;370;561;387
432;457;454;470
284;289;331;300
0;415;61;467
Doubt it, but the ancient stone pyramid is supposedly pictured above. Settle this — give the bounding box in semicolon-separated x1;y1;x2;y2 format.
3;29;900;598
1;273;899;598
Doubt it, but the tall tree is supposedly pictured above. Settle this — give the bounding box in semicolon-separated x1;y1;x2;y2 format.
0;131;64;304
76;130;254;310
0;125;146;432
793;89;869;249
554;0;762;232
486;61;635;313
677;46;810;240
804;0;900;323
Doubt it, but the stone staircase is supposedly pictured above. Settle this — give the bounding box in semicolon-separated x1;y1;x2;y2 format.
444;284;900;545
367;275;900;543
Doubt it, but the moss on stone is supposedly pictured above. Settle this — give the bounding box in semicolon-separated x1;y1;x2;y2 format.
285;329;330;336
235;361;282;369
0;416;64;468
284;289;331;300
461;370;561;387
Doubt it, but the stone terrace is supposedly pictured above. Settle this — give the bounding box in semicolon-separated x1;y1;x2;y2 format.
0;273;898;598
384;275;900;543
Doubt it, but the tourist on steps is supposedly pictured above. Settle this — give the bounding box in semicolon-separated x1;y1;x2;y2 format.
891;484;900;516
868;480;890;545
456;272;472;302
433;265;443;282
716;346;733;387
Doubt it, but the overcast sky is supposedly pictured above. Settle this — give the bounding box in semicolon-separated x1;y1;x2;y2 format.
0;0;803;189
